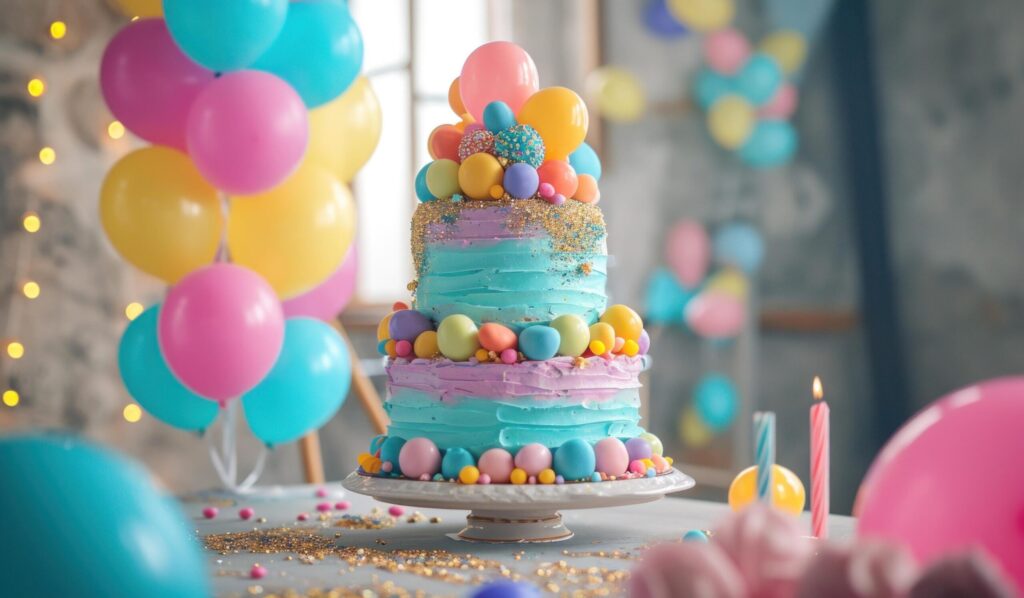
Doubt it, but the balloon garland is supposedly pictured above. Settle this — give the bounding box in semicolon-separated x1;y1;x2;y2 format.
99;0;380;488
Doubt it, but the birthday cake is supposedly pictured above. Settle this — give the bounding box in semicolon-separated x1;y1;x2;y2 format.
357;42;669;484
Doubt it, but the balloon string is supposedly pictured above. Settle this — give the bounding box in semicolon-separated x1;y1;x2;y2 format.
208;439;231;488
225;399;238;484
235;446;269;493
215;192;231;263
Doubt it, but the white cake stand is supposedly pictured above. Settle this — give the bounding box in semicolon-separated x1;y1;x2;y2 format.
341;469;694;543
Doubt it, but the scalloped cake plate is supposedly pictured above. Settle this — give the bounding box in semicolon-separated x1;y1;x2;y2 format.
341;468;695;543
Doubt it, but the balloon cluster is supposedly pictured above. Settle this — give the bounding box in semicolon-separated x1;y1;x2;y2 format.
645;219;763;339
100;1;376;446
416;42;602;206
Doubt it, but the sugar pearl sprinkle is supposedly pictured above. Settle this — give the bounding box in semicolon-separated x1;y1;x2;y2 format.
238;507;255;520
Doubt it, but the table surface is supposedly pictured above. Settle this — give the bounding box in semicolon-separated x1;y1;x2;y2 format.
187;482;854;597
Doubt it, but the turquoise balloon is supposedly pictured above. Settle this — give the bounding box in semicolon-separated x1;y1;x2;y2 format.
253;0;363;107
483;101;517;133
519;325;561;361
738;120;798;168
441;447;475;480
118;305;218;432
164;0;287;72
569;142;602;181
645;267;697;324
713;222;765;273
415;163;435;202
694;373;738;432
242;318;351;446
693;68;734;109
735;53;783;105
0;434;209;597
553;438;596;481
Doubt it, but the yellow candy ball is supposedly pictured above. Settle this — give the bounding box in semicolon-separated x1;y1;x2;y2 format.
728;464;806;515
623;340;640;357
708;95;755;150
600;304;643;342
384;339;398;358
641;458;654;470
475;348;490;362
488;185;505;199
589;322;615;349
413;331;439;358
510;468;528;485
538;468;556;485
550;314;590;356
437;314;480;361
426;159;461;198
459;465;481;485
589;340;606;355
376;312;394;342
458;153;504;200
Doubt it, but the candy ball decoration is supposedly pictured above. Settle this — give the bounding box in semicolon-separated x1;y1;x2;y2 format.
693;67;735;109
517;87;589;160
553;438;596;481
163;0;287;73
694;373;739;431
425;159;461;198
413;331;439;358
458;153;505;200
856;377;1024;593
478;323;517;353
459;41;539;122
683;530;710;543
638;329;651;354
568;142;602;181
588;322;616;355
457;129;496;162
494;124;546;168
376;313;394;341
759;30;808;75
483;101;517;132
518;325;561;361
428;125;463;161
414;163;435;202
514;443;553;476
459;465;481;484
503;163;540;199
738;120;798;168
536;160;579;198
600;304;644;342
735;53;783;105
388;310;432;342
441;447;475;480
703;28;750;75
728;464;806;515
713;222;764;273
549;314;591;356
398;438;441;479
707;94;756;150
477;448;515;484
638;432;664;457
379;436;406;474
625;437;653;462
667;0;736;32
594;437;630;476
471;580;542;598
436;314;480;361
573;174;600;204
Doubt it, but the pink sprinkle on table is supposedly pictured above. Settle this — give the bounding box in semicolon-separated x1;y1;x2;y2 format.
238;507;254;520
202;507;218;519
297;513;309;521
388;505;404;517
334;501;351;511
315;487;328;498
316;502;332;512
250;565;267;579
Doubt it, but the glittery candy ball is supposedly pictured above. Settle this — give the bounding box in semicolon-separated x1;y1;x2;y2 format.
458;129;496;161
495;124;546;168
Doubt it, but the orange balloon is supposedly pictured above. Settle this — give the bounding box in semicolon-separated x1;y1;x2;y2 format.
537;160;579;197
573;174;600;203
429;125;462;162
448;78;465;116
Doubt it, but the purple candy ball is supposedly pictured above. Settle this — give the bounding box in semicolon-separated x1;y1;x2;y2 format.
388;309;432;342
625;437;653;462
503;162;540;199
638;329;651;355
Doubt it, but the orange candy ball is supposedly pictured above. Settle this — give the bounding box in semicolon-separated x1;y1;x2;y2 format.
537;160;579;198
573;174;600;203
429;125;463;162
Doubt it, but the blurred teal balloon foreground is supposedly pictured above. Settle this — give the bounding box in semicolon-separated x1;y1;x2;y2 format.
0;434;209;597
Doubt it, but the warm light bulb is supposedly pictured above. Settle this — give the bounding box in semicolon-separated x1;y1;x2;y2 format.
125;302;144;321
23;212;41;233
38;146;56;165
22;281;40;299
50;21;67;39
123;403;142;422
2;390;18;407
107;120;126;140
6;342;25;360
27;78;45;97
812;376;823;400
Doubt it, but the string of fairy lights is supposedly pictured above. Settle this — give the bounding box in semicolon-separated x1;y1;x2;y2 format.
3;17;145;424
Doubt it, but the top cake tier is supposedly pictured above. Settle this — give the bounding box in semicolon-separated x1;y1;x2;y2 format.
411;198;607;330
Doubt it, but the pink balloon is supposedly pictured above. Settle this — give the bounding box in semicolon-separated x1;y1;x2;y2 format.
186;70;308;195
666;219;711;288
100;19;214;151
856;377;1024;593
684;291;745;339
459;41;539;122
158;263;284;402
703;28;751;75
282;245;357;320
758;84;799;119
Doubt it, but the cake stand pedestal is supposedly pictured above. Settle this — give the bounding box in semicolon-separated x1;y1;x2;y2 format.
341;469;695;543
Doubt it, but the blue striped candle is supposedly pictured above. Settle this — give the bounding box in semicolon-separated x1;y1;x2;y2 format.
753;411;776;503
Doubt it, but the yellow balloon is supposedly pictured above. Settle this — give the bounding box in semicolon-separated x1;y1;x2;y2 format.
517;87;589;160
586;67;646;123
458;153;504;200
679;407;712;448
306;76;382;183
228;163;355;298
705;267;749;298
667;0;735;32
760;30;808;75
100;147;222;284
708;95;755;149
728;464;806;515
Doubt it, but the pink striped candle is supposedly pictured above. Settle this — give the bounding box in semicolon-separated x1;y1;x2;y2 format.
810;376;830;538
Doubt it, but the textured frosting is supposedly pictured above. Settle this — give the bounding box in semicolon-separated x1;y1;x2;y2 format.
385;356;648;455
412;201;608;330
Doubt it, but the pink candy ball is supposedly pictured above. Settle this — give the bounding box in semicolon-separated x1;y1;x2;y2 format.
500;348;518;364
239;507;254;520
202;507;218;519
703;28;751;75
335;501;351;510
594;438;630;476
381;461;393;473
478;473;492;485
651;454;669;473
250;565;267;580
550;193;566;205
538;182;555;198
477;448;515;483
388;505;405;517
398;437;442;479
514;443;553;476
395;339;412;357
628;460;647;474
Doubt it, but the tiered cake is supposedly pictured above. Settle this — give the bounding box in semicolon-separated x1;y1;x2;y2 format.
356;42;669;485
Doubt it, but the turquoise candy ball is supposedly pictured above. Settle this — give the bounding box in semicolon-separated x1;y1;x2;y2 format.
683;529;709;543
519;325;561;361
369;434;387;455
553;439;596;481
380;436;406;475
494;124;546;168
441;447;475;480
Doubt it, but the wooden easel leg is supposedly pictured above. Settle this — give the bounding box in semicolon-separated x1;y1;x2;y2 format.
299;432;325;485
